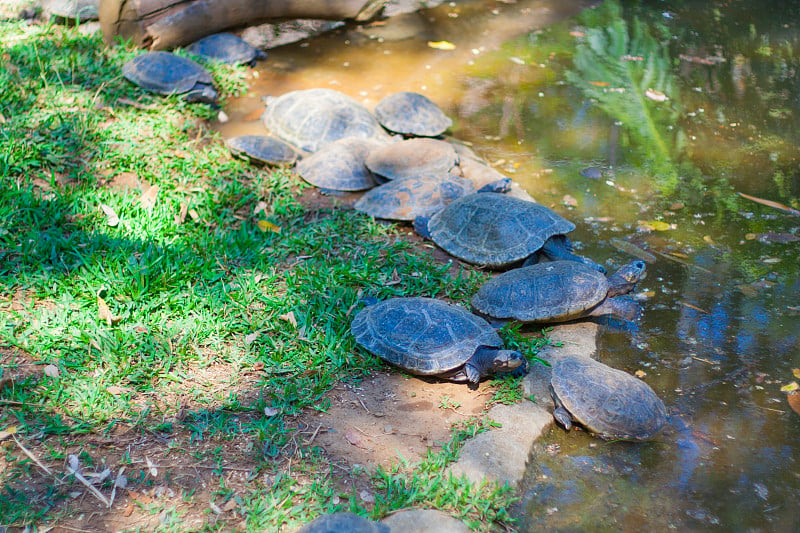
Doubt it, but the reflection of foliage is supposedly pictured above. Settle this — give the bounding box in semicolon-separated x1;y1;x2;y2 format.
566;1;683;187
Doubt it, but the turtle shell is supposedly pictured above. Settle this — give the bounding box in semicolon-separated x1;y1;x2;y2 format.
298;512;389;533
471;261;609;323
186;33;265;65
365;138;459;181
43;0;98;21
295;137;380;191
262;88;390;153
354;174;474;221
122;52;214;96
351;297;502;377
551;355;668;440
374;91;452;137
227;135;299;166
425;193;575;268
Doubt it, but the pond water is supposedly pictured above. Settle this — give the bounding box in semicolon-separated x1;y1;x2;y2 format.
217;0;800;530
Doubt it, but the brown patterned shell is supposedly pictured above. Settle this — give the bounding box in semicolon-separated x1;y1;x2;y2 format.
354;174;475;220
295;137;380;191
471;261;609;322
551;355;668;441
365;138;459;181
373;91;453;137
351;297;502;376
426;193;575;268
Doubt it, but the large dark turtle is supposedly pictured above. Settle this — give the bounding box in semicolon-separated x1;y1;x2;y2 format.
550;355;668;441
414;192;604;271
297;512;389;533
472;260;646;324
295;137;381;191
354;174;510;221
186;33;266;66
374;91;453;137
351;297;526;385
122;52;218;105
365;138;459;182
262;88;391;153
226;135;299;166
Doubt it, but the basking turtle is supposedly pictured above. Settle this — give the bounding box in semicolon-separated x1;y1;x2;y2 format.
186;33;266;66
354;174;510;221
550;355;668;441
297;512;389;533
351;297;526;385
414;192;605;271
262;88;390;153
374;91;453;137
295;137;380;191
42;0;98;22
226;135;299;166
365;138;459;182
472;260;646;324
122;52;218;105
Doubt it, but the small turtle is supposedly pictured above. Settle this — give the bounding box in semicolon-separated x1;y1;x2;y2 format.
351;297;526;385
295;137;381;191
414;192;605;271
580;166;603;179
365;138;459;182
186;33;266;66
354;174;510;221
122;52;218;105
226;135;299;166
550;355;668;441
472;260;646;324
297;512;389;533
262;88;390;153
42;0;98;22
374;91;453;137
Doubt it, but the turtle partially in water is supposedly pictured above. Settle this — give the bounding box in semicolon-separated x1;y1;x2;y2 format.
373;91;453;137
354;173;510;221
262;88;390;153
414;192;605;272
186;32;266;66
550;355;668;441
297;512;389;533
122;52;218;105
351;297;526;385
472;260;646;324
226;135;300;166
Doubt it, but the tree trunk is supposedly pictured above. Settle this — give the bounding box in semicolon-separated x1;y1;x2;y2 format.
99;0;386;50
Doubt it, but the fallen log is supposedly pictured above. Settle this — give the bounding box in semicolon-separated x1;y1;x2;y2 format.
99;0;387;50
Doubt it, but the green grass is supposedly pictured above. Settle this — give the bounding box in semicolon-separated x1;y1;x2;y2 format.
0;16;543;531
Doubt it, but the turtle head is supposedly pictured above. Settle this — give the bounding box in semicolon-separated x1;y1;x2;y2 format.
467;347;526;384
185;84;220;107
606;260;646;297
489;349;526;375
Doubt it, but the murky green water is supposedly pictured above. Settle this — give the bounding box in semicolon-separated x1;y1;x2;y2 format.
220;0;800;529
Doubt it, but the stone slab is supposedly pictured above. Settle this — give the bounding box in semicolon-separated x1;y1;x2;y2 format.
382;509;471;533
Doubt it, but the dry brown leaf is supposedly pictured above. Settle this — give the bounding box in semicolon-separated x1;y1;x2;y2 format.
428;40;456;50
793;368;800;379
257;220;281;233
100;204;120;227
188;208;200;221
243;107;266;121
44;364;60;378
139;185;159;212
788;392;800;416
97;296;118;325
279;311;297;327
345;429;369;449
562;194;578;207
737;192;800;216
0;425;18;441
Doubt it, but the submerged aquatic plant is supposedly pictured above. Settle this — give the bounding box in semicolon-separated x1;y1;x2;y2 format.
567;0;684;189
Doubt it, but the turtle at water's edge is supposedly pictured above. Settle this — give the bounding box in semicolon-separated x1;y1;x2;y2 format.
122;52;218;105
550;355;668;441
186;32;266;66
373;91;453;137
351;297;526;385
472;260;646;324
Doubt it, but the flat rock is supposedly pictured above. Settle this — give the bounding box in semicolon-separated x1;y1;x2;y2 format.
382;509;471;533
447;402;552;486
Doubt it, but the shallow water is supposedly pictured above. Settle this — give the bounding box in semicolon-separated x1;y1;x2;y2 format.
218;0;800;529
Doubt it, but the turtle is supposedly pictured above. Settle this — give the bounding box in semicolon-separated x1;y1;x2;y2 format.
294;137;381;191
471;260;646;324
226;135;300;166
413;192;605;272
351;297;526;385
297;512;389;533
42;0;99;22
373;91;453;137
122;52;218;105
186;33;266;66
549;354;668;441
365;138;459;182
262;88;391;153
354;174;510;221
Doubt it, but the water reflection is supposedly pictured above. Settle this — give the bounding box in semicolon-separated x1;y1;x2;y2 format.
218;0;800;529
